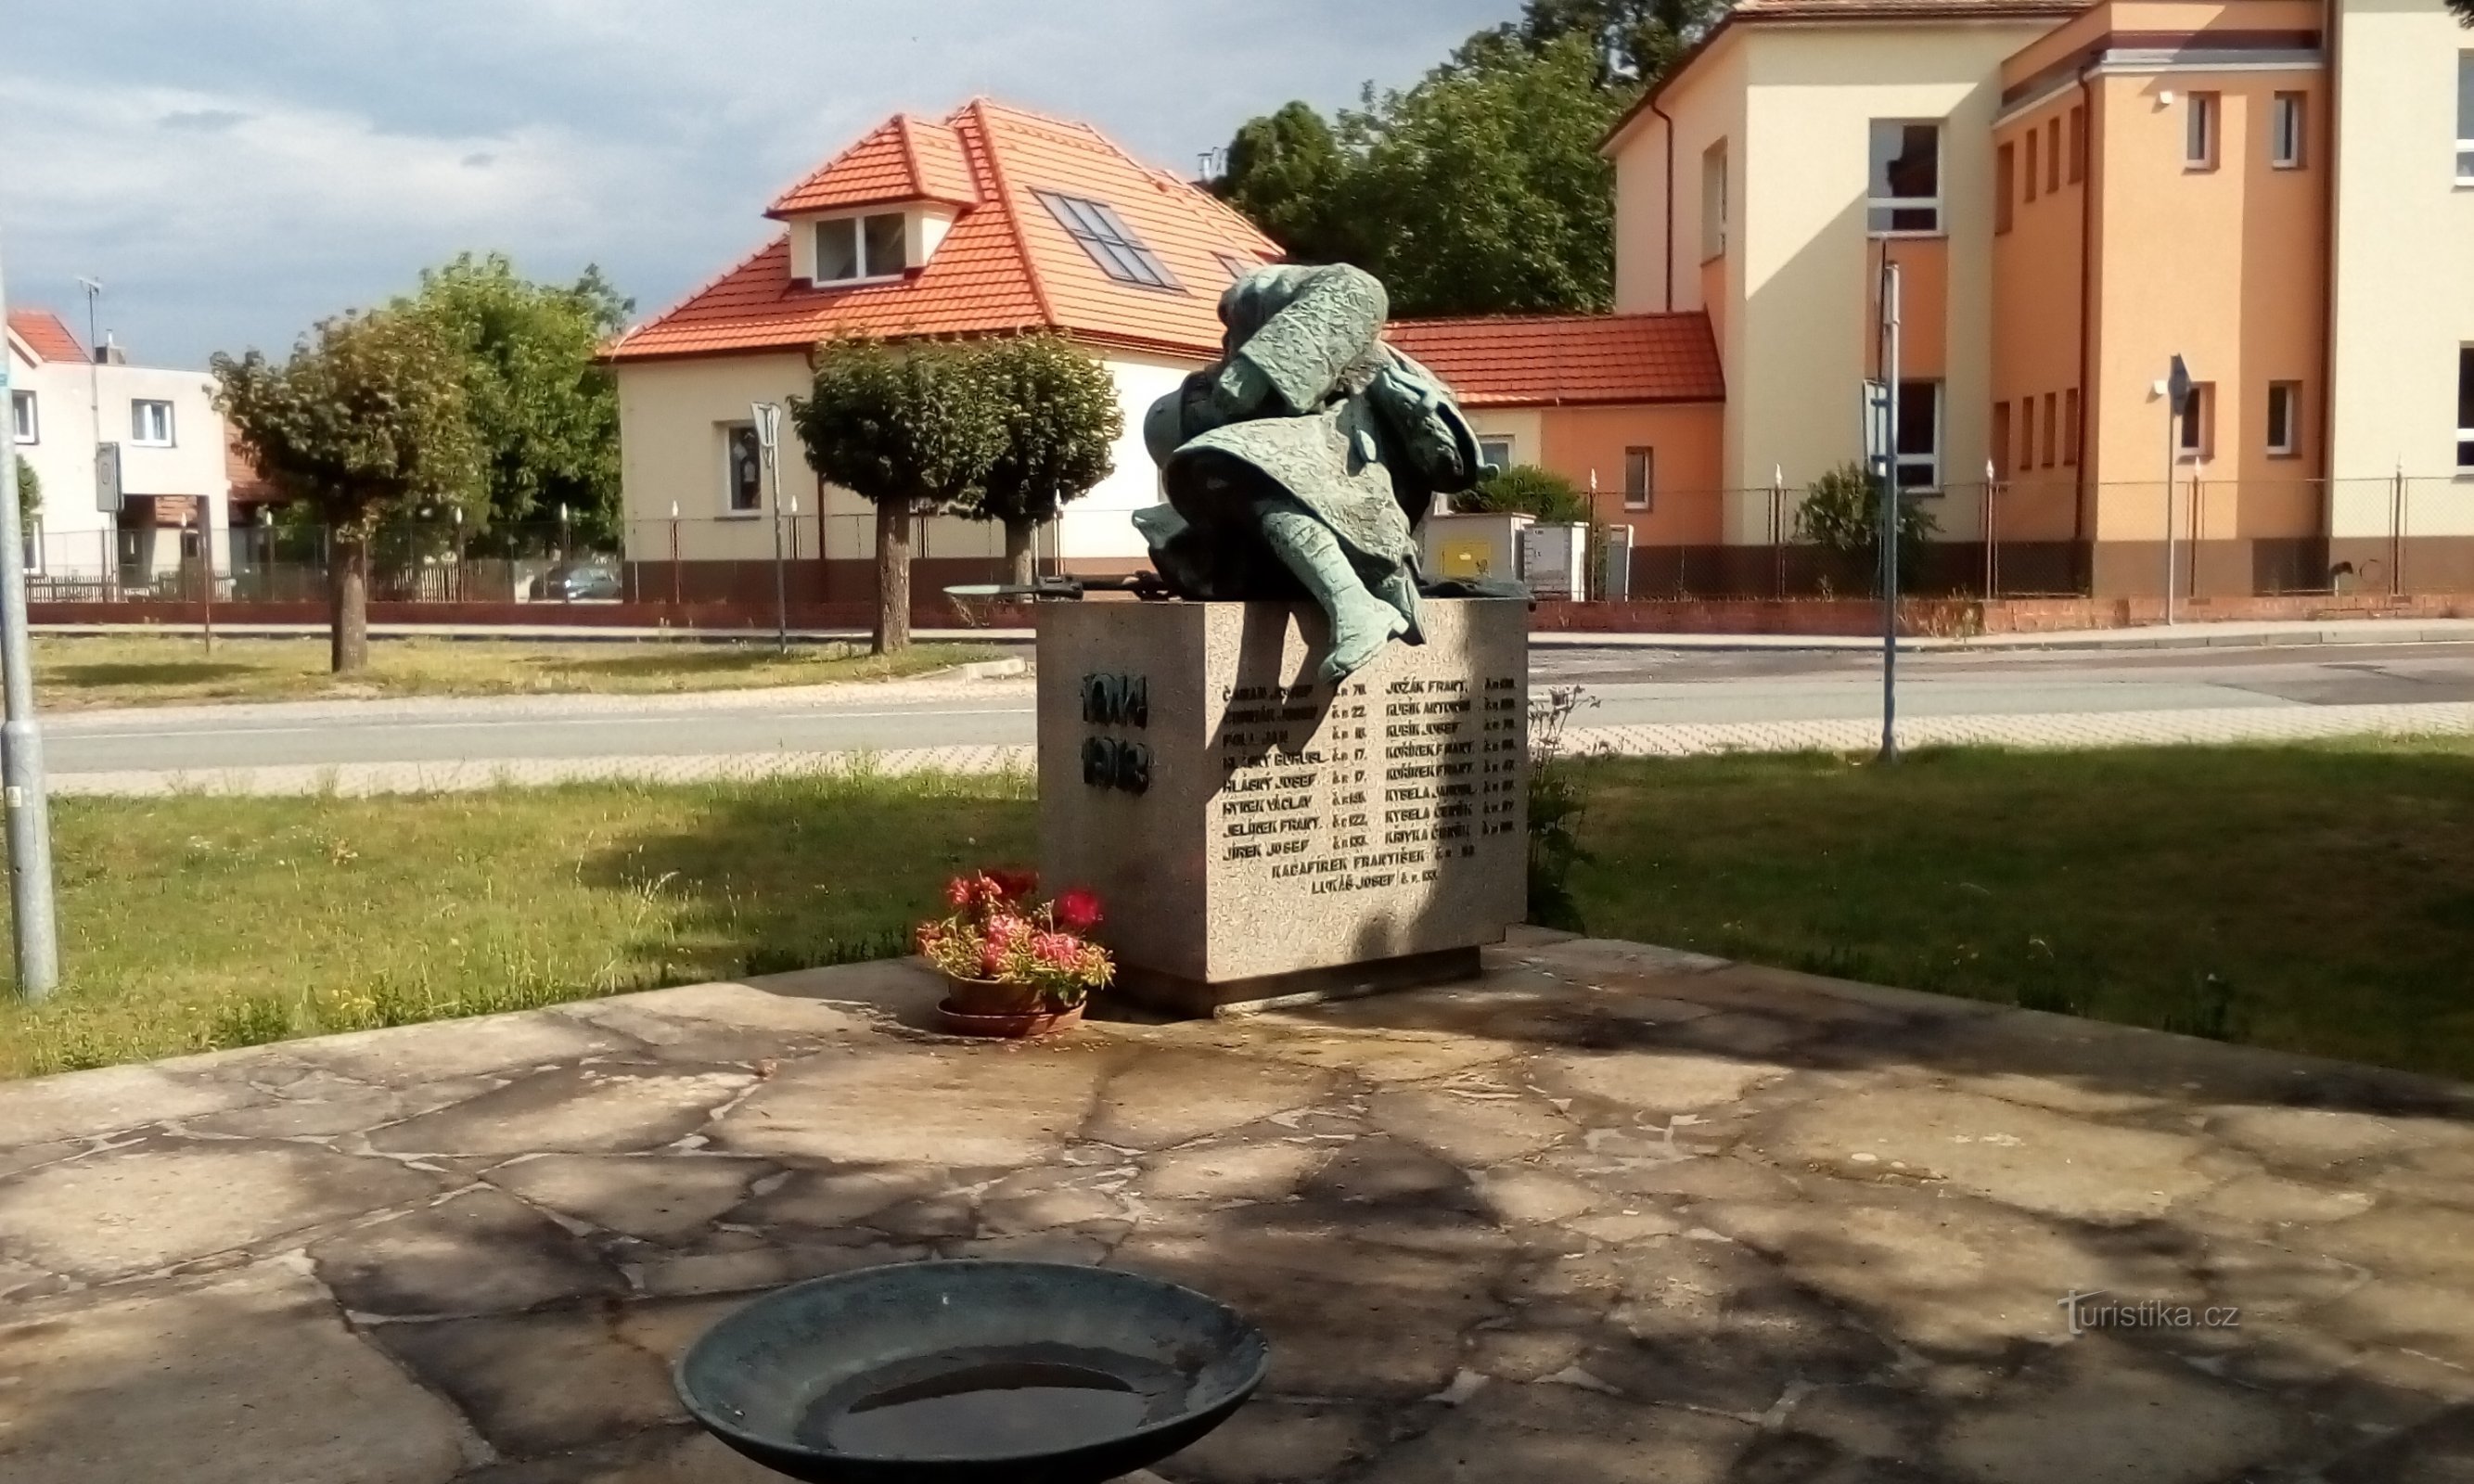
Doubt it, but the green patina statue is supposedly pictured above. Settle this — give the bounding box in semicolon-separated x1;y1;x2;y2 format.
1134;263;1486;681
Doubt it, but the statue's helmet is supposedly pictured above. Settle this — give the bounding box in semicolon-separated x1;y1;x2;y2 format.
1143;389;1186;467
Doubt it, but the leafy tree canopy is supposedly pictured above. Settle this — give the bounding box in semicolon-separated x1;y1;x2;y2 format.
965;334;1122;530
1463;464;1593;525
1796;459;1939;592
212;308;483;532
397;252;630;546
14;458;37;531
1214;1;1733;315
790;336;1007;512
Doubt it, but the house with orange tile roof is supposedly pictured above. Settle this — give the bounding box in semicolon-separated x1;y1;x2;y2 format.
7;309;233;589
605;98;1281;602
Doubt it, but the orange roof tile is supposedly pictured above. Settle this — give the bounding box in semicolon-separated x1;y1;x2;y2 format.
1385;313;1725;407
6;309;84;365
614;98;1284;365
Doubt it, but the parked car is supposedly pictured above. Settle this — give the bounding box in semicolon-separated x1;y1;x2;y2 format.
538;563;622;602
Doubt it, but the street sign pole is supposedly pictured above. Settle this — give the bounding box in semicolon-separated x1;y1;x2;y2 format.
0;242;62;998
1873;259;1903;765
2162;354;2192;627
753;403;788;655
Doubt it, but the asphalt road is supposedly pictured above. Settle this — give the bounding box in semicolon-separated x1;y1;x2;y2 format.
44;641;2474;774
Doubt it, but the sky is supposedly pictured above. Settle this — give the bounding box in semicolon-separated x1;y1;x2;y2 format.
0;0;1512;369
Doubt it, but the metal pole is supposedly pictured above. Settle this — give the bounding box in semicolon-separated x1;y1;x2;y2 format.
2162;403;2178;626
769;464;788;655
0;245;63;997
1982;460;1997;601
1878;261;1900;765
668;502;681;608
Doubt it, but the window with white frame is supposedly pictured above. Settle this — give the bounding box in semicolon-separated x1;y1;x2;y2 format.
1896;381;1941;491
1700;141;1727;259
2270;93;2305;170
2457;347;2473;469
1867;122;1942;235
2459;55;2474;185
1477;436;1514;474
9;390;32;444
131;399;173;446
814;212;907;284
723;423;764;513
2186;92;2220;170
2266;381;2301;457
1623;447;1653;511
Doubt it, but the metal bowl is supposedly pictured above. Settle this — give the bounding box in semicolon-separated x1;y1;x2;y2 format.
673;1260;1270;1484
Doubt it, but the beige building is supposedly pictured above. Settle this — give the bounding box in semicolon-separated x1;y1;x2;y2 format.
605;99;1281;604
1601;0;2474;596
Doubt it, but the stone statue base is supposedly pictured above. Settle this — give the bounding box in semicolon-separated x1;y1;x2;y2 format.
1037;598;1529;1017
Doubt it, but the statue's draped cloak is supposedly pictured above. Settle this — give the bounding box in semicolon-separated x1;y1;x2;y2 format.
1137;264;1481;624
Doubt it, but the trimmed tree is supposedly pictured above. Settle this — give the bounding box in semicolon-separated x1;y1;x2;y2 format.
398;252;631;550
964;334;1122;586
792;337;1006;655
1463;464;1593;525
15;459;38;531
212;309;483;672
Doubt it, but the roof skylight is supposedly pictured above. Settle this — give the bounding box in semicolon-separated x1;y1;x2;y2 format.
1033;191;1182;291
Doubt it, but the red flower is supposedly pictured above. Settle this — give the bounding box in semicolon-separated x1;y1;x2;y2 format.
976;941;1007;978
1032;931;1082;966
988;868;1038;902
943;875;976;909
1056;888;1104;932
987;913;1032;946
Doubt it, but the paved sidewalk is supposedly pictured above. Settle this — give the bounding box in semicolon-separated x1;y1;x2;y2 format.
49;700;2473;797
2;936;2468;1482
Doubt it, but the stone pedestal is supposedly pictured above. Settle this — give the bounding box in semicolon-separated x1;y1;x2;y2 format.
1038;598;1528;1015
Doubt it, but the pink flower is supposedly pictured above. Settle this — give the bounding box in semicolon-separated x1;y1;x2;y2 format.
1056;888;1104;933
943;875;976;909
976;941;1008;979
987;913;1032;946
1032;932;1082;966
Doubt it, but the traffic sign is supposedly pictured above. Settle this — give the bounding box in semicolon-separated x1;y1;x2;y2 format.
94;441;122;514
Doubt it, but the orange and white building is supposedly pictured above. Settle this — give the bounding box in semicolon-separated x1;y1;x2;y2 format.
606;99;1280;601
1537;0;2474;596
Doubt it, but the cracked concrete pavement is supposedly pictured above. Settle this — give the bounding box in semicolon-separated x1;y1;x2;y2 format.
2;934;2471;1482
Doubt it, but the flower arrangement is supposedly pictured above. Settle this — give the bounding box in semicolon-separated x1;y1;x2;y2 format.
917;869;1113;1009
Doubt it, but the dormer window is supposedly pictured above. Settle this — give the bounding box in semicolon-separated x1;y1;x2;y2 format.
814;212;907;284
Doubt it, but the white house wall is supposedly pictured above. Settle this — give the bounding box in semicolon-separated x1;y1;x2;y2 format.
8;340;229;578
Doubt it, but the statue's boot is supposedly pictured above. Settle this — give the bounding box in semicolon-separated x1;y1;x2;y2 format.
1255;500;1407;682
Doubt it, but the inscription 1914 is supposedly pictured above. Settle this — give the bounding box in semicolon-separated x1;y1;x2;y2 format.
1211;665;1520;893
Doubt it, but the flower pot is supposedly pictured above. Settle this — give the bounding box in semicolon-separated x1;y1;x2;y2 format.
936;975;1085;1040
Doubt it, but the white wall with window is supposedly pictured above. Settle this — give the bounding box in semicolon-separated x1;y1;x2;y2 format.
131;398;173;447
1700;141;1728;260
2459;52;2474;185
2;337;230;582
9;390;33;444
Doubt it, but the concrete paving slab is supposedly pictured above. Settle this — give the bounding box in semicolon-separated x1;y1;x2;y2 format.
0;941;2468;1481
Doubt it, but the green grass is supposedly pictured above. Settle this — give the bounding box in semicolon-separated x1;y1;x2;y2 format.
1564;738;2474;1082
32;634;1001;710
0;768;1034;1077
7;739;2474;1083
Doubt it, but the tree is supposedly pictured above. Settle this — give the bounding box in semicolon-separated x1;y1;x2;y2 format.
963;334;1122;586
398;252;630;550
15;459;38;531
1796;460;1939;594
1216;102;1364;269
1463;464;1593;525
1456;0;1731;91
791;337;1006;654
1215;36;1627;315
2455;0;2473;24
213;309;483;672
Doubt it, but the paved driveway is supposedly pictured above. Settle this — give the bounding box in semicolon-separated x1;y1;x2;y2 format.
2;936;2469;1482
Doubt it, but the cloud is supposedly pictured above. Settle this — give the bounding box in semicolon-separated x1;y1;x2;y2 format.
0;0;1511;365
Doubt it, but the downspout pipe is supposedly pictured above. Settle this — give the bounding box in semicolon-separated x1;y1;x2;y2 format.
1649;96;1678;312
2073;70;2096;587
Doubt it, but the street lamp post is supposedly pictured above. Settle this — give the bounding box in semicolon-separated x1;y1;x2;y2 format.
753;403;788;655
2162;354;2193;626
0;244;62;997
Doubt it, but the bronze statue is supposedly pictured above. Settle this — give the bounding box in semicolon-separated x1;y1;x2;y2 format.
1134;264;1484;681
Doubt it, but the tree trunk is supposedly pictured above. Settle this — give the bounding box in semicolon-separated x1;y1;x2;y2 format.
873;499;912;655
1004;517;1036;588
329;529;370;674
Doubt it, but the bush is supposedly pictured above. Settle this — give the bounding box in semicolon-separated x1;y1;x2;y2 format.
1795;459;1939;593
1463;463;1591;525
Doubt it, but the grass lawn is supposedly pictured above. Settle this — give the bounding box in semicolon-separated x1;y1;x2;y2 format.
1566;739;2474;1083
32;633;1001;710
5;739;2471;1082
0;769;1034;1078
